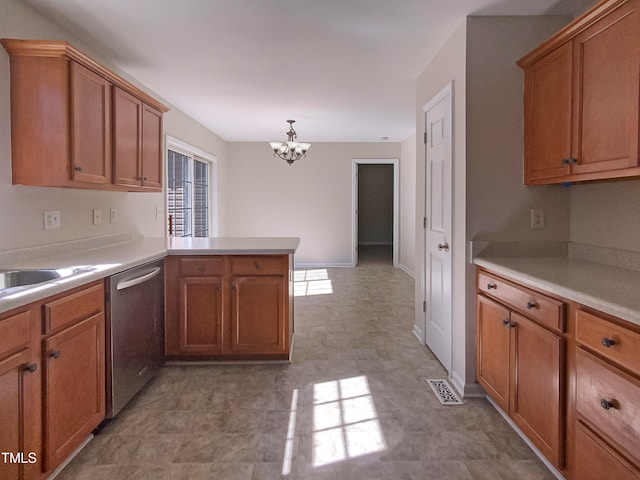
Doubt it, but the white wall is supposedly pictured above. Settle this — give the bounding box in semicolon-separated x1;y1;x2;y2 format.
221;142;400;266
570;180;640;253
400;133;416;276
0;0;225;252
415;19;468;391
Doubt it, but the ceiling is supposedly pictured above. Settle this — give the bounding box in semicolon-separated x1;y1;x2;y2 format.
24;0;595;142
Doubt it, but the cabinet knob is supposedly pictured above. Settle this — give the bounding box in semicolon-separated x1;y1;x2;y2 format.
74;166;82;172
487;283;497;290
143;177;148;181
197;265;204;272
526;301;537;310
561;157;577;165
23;363;38;373
254;262;261;270
600;399;614;410
502;319;510;327
49;350;61;359
601;337;616;348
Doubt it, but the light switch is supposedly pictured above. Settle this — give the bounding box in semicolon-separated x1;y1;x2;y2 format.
93;208;102;225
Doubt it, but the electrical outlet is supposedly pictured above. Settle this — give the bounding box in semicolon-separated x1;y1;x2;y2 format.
93;208;102;225
156;206;164;220
530;209;544;229
110;208;117;223
44;210;61;230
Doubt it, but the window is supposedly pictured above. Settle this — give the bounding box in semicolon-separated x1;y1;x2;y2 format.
166;137;216;238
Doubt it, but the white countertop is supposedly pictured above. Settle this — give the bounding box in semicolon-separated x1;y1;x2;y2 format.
474;256;640;327
0;236;300;315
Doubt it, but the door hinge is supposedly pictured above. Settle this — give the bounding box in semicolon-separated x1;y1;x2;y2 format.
423;301;427;312
423;217;427;229
423;131;427;144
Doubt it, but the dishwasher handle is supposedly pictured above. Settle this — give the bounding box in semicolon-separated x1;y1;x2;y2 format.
116;267;162;291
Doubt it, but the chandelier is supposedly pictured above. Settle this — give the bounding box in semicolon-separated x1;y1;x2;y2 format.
269;120;311;165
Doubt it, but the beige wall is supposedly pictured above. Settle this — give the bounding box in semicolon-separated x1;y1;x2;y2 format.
0;0;225;252
400;133;416;276
415;19;468;391
221;142;400;266
570;180;640;252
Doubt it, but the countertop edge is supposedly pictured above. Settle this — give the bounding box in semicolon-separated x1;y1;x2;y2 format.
474;257;640;327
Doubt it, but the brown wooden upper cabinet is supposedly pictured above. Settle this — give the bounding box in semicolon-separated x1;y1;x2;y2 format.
0;39;168;192
518;0;640;185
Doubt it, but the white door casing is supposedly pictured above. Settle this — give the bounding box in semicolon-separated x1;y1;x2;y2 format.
423;82;453;373
351;158;400;267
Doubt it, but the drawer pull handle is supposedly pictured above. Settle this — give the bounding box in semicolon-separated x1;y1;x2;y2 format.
601;337;616;348
49;350;61;359
23;363;38;373
600;399;614;410
487;283;497;290
526;302;537;310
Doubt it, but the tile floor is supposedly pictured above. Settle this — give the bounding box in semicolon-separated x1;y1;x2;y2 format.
56;265;555;480
356;245;393;266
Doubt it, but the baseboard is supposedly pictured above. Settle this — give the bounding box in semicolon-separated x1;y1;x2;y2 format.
485;396;565;480
449;373;485;399
294;262;353;269
398;263;415;278
412;324;423;343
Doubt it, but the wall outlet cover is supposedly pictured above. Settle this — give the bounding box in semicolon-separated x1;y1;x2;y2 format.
44;210;61;230
530;209;544;229
93;208;102;225
110;208;117;223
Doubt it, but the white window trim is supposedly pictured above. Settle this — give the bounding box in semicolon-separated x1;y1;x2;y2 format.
165;135;218;237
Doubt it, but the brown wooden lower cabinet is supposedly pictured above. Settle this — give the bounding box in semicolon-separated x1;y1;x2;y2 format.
476;278;565;468
165;254;292;359
477;267;640;479
0;281;105;480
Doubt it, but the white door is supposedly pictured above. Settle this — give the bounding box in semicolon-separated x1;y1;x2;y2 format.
424;82;453;373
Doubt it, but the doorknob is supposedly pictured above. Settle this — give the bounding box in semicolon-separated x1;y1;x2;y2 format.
437;243;449;252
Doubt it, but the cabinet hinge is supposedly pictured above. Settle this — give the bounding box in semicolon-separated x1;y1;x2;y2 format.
424;131;427;144
423;301;427;312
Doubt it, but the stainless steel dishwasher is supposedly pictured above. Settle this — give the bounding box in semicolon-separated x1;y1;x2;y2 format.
105;259;164;418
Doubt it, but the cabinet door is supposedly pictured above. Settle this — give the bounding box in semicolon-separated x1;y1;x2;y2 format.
141;104;163;190
231;276;287;354
510;312;564;467
43;313;105;471
113;87;142;188
476;295;511;412
0;349;40;480
572;0;640;175
70;62;111;185
523;42;573;184
179;277;224;354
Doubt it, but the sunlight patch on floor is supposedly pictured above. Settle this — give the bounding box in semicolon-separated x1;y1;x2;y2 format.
311;375;386;467
294;269;333;297
282;389;299;476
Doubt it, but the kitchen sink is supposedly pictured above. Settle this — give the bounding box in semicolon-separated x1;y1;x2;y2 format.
0;269;63;291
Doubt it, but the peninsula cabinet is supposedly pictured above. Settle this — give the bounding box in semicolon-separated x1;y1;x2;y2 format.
0;280;106;480
518;0;640;184
0;39;168;192
476;270;566;468
165;255;292;360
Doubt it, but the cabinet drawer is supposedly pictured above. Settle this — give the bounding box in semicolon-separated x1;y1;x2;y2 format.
44;282;104;333
576;309;640;376
179;257;225;276
230;255;287;275
574;422;640;480
0;310;31;357
478;271;564;332
576;348;640;462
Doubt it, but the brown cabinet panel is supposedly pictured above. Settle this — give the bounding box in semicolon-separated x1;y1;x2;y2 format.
141;104;163;190
179;277;224;353
523;42;573;183
575;347;640;463
231;276;287;354
572;0;640;175
113;87;142;188
0;310;31;356
70;62;111;185
179;257;225;277
43;312;105;471
476;295;511;412
574;422;640;480
510;312;564;467
43;282;104;334
230;255;288;275
0;348;40;480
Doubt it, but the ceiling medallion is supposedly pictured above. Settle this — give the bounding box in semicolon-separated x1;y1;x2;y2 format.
268;120;311;165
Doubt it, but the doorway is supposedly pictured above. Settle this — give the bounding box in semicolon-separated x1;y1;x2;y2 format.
351;159;399;267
